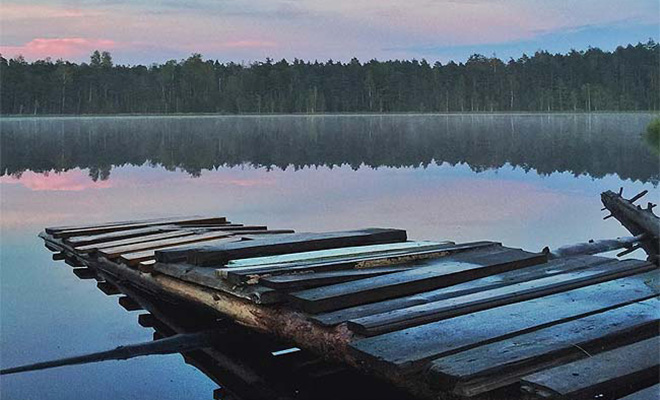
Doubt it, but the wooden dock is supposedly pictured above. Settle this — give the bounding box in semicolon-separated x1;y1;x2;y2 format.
39;215;659;400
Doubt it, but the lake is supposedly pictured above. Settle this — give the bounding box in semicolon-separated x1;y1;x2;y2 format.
1;113;658;399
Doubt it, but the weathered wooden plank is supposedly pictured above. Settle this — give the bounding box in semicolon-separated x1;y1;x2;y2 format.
289;247;546;314
348;259;655;336
98;232;232;259
65;225;180;246
157;228;408;266
74;230;197;253
617;384;660;400
428;298;660;396
311;255;611;326
259;266;415;290
225;241;454;269
119;237;241;267
220;241;493;285
45;216;192;234
520;337;659;399
153;263;283;304
348;271;659;374
52;216;227;238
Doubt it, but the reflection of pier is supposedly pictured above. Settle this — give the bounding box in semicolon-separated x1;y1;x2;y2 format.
31;209;660;400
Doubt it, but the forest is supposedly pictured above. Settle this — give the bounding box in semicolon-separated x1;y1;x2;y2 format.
1;40;658;115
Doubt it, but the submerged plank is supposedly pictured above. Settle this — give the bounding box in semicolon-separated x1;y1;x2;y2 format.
520;337;659;399
349;271;659;373
157;228;408;265
312;255;611;326
348;259;655;335
98;232;232;259
290;247;546;314
52;216;227;238
221;241;496;285
428;298;659;396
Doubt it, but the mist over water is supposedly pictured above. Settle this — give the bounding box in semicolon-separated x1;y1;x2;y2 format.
1;113;658;400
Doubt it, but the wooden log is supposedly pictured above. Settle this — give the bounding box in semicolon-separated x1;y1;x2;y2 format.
153;263;282;304
157;228;408;266
98;232;232;259
259;266;414;290
289;247;546;314
347;259;655;336
51;216;227;238
547;235;645;259
311;255;611;326
520;337;659;399
427;298;659;396
0;330;219;375
74;230;197;253
220;241;493;285
348;271;659;374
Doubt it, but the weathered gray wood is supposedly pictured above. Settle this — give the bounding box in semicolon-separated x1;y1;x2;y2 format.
348;259;655;336
259;266;414;290
75;230;197;253
51;216;228;238
289;247;546;314
428;298;659;396
349;271;659;373
617;384;660;400
221;241;497;285
520;337;659;399
65;225;180;246
98;231;232;259
157;228;408;265
311;255;611;326
45;216;190;234
153;263;282;304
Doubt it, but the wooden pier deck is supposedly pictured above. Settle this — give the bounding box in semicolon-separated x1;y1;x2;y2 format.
39;215;659;400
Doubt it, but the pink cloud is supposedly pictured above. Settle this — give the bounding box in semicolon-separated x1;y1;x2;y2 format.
0;38;116;61
0;171;113;191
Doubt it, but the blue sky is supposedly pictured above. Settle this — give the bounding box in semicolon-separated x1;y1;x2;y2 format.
1;0;658;64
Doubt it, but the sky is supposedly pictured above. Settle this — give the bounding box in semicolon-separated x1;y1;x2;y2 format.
0;0;658;65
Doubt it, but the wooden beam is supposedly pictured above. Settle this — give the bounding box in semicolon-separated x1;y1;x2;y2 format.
51;216;227;238
98;232;232;259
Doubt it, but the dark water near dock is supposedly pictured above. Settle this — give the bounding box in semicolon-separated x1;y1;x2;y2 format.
1;113;658;399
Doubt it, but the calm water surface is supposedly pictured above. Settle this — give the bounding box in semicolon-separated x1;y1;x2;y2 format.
1;114;658;399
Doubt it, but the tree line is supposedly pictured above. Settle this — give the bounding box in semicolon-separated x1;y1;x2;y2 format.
1;40;658;115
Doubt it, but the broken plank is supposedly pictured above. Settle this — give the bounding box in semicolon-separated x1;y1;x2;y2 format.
157;228;408;266
427;298;659;396
52;216;227;238
290;247;546;314
520;337;659;399
311;255;612;326
222;241;500;286
259;266;415;290
153;263;282;304
98;232;232;259
74;230;197;253
348;259;655;336
348;271;659;374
